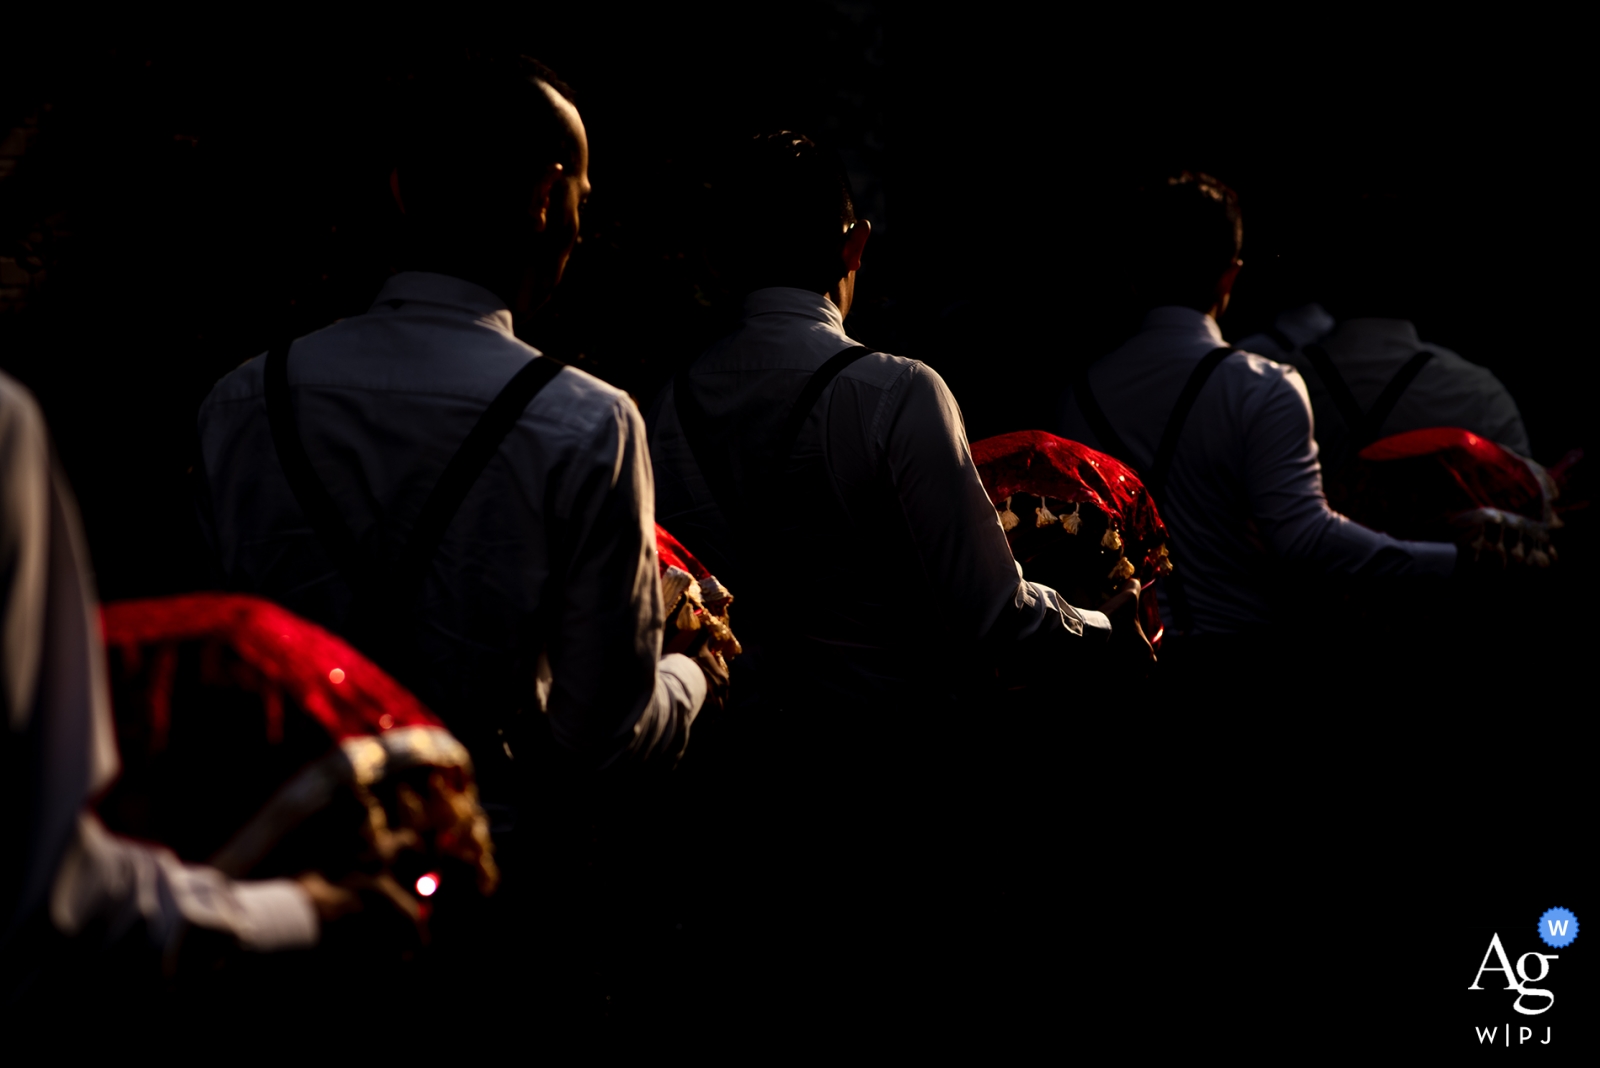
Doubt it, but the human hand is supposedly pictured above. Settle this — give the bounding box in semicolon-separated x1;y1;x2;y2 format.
296;870;426;949
1453;511;1556;576
689;630;731;715
1100;578;1156;672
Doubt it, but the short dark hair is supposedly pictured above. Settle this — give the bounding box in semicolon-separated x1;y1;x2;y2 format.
1127;172;1242;312
396;54;579;227
711;132;857;295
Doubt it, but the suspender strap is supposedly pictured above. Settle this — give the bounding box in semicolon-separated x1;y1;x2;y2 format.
674;344;872;523
394;355;566;591
1147;346;1235;498
264;342;361;576
1301;343;1366;435
768;346;872;484
1302;344;1435;460
1264;326;1297;354
1071;363;1135;465
1358;349;1435;450
673;361;741;521
264;342;566;604
1073;346;1232;637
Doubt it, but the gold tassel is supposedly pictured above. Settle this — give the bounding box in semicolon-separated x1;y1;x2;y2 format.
1061;502;1081;534
999;496;1019;531
1101;527;1122;551
1035;496;1057;528
1153;544;1173;575
1510;534;1526;562
1529;547;1551;568
1108;555;1136;580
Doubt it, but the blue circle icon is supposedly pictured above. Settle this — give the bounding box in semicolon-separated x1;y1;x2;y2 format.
1538;907;1579;949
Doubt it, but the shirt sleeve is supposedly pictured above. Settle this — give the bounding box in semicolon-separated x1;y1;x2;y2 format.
50;812;318;953
877;364;1112;676
544;395;704;769
1243;367;1457;578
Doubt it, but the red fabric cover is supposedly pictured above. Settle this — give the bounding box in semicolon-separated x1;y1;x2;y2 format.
970;430;1170;581
1333;427;1546;539
1357;428;1544;514
101;592;442;745
656;523;711;581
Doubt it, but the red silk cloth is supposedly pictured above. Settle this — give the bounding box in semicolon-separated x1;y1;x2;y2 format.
970;430;1170;582
656;523;711;581
1333;427;1547;539
101;592;443;745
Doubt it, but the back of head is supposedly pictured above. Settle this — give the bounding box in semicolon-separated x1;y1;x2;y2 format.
1126;171;1243;313
710;132;856;295
395;53;579;238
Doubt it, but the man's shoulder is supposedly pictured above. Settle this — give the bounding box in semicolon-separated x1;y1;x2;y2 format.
840;349;924;389
1230;346;1299;376
1423;344;1506;390
535;362;633;428
202;351;268;412
1216;348;1313;415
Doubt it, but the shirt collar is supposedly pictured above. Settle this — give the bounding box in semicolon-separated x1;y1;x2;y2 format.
742;287;845;332
1334;318;1422;348
1141;305;1228;346
371;272;515;335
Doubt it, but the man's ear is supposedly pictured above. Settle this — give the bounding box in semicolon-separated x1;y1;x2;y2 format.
530;163;566;233
842;219;871;274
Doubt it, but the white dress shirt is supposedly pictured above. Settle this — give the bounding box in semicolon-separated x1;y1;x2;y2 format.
2;372;317;959
1238;307;1532;458
1055;306;1457;635
647;287;1110;702
196;272;705;774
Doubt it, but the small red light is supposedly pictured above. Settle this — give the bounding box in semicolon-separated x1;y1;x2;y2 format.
415;873;440;897
378;713;394;730
328;668;346;684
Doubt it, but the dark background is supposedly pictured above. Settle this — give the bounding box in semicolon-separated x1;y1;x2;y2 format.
1;10;1590;1047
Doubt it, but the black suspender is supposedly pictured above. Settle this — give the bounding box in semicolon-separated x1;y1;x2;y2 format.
264;341;566;632
1302;344;1436;463
264;341;360;577
1147;346;1235;500
1070;362;1135;469
674;344;873;526
769;346;873;484
397;355;568;587
1073;345;1236;635
1301;343;1366;434
1074;346;1234;496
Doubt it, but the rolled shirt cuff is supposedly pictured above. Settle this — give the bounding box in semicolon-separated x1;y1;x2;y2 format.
1077;608;1113;640
231;880;319;952
659;652;709;719
1409;540;1459;579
